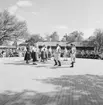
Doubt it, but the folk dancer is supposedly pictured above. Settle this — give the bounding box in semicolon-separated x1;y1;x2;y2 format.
31;44;37;65
70;44;76;67
24;44;31;64
45;46;48;61
48;46;52;59
41;45;48;62
54;44;61;66
36;43;39;61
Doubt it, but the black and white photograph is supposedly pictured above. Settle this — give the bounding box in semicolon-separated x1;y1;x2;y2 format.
0;0;103;105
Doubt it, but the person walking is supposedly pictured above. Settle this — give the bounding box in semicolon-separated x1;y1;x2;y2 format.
54;44;61;66
70;44;76;67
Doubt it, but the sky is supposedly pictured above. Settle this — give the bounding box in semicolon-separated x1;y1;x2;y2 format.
0;0;103;39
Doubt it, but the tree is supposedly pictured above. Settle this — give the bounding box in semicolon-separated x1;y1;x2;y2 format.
93;29;103;52
44;34;51;41
61;33;68;42
50;31;59;42
86;29;103;52
69;31;84;42
0;10;28;45
86;36;96;46
61;31;84;43
12;40;17;47
25;34;44;45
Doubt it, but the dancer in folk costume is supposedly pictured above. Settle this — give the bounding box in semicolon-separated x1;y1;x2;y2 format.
24;44;31;64
54;44;61;66
31;44;37;65
36;43;39;61
70;44;76;67
38;48;41;62
41;45;44;62
41;45;47;62
45;46;48;61
48;46;52;59
64;46;68;61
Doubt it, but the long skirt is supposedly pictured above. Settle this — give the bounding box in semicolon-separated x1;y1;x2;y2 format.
41;51;47;61
24;51;31;61
31;51;37;62
48;52;52;58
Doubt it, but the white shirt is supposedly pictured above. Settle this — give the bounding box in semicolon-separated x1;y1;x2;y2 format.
41;47;45;51
64;48;68;53
32;47;37;52
41;47;47;52
49;48;52;52
71;46;76;55
56;46;61;54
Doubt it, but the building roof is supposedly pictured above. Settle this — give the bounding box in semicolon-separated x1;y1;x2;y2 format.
19;42;28;46
67;42;84;47
0;46;16;49
19;41;94;48
67;42;94;47
37;41;67;47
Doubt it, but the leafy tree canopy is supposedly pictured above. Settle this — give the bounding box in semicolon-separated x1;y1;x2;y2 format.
0;10;29;45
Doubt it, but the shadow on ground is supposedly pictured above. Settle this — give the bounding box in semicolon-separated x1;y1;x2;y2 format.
1;74;103;105
4;62;51;68
4;60;70;69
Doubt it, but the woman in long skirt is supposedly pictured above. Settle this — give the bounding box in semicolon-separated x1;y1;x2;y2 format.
24;44;31;64
48;47;52;59
41;46;45;62
31;45;37;65
41;45;47;62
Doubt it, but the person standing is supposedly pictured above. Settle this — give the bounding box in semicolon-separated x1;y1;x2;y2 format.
31;44;37;65
36;43;39;61
41;45;47;62
24;44;31;64
64;46;68;61
41;45;44;62
48;46;52;59
44;45;48;61
54;44;61;66
70;44;76;67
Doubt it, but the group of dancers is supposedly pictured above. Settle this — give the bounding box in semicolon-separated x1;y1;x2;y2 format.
24;44;52;64
24;43;76;67
53;44;76;67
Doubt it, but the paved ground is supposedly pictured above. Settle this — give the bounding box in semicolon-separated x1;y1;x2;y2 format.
0;57;103;105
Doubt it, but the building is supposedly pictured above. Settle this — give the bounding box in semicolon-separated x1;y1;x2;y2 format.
67;42;94;50
37;41;67;49
0;46;16;50
19;41;94;51
37;41;94;50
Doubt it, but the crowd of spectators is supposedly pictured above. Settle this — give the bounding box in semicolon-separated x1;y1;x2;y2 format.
60;49;103;60
0;50;19;57
76;50;100;59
